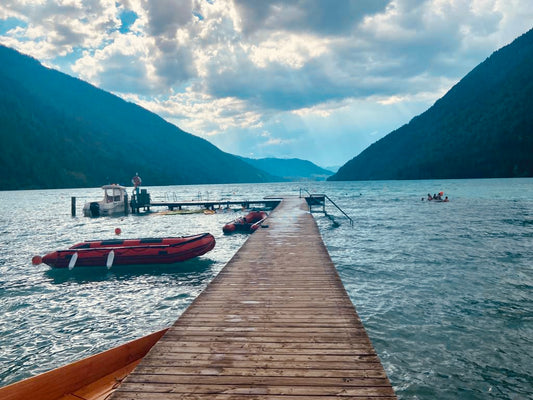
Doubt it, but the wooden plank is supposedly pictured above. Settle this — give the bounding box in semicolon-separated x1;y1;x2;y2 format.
144;340;375;351
131;366;389;379
147;346;376;356
113;382;396;396
156;335;373;344
121;375;392;387
113;395;397;400
140;352;381;363
125;359;384;371
110;197;396;399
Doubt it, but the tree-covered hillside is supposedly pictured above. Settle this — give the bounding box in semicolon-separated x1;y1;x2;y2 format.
329;29;533;181
0;45;279;190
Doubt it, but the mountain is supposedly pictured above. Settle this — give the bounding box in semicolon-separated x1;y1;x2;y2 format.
329;29;533;181
238;156;334;181
324;165;341;173
0;45;280;190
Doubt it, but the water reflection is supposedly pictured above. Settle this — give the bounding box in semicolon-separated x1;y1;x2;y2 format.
43;257;216;284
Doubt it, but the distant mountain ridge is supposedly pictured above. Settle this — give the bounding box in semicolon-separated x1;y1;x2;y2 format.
329;29;533;181
0;45;279;190
237;156;333;181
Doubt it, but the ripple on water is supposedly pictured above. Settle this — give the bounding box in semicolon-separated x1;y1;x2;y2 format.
1;181;532;400
317;179;533;399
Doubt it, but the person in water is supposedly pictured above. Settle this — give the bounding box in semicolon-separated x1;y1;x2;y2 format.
427;193;433;201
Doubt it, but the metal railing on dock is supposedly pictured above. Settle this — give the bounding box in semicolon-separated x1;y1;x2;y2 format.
300;188;354;226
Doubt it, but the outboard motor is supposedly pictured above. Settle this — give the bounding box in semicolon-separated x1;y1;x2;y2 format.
89;202;100;217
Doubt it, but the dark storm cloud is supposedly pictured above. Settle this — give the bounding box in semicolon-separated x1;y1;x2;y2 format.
234;0;390;36
153;39;196;86
143;0;193;37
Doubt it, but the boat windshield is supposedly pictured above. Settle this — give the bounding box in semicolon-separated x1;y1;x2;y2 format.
104;188;124;203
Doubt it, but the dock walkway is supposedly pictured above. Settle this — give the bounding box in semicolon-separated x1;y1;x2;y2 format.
112;197;396;399
149;199;281;212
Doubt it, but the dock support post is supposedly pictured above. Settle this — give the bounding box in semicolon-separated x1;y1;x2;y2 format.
124;193;129;215
71;197;76;217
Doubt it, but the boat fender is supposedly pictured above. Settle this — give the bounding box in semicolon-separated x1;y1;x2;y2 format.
68;252;78;270
106;250;115;269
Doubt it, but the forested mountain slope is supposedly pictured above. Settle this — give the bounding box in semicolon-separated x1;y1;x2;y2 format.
0;45;278;190
329;29;533;181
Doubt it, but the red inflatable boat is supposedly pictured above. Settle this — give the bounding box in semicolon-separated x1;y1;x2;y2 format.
34;233;215;269
223;211;268;234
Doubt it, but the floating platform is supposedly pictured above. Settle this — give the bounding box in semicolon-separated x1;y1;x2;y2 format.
111;196;396;399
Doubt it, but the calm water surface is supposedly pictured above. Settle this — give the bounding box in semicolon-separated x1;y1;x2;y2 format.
0;179;531;399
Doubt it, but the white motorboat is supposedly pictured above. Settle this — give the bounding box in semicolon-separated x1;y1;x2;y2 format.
83;184;129;217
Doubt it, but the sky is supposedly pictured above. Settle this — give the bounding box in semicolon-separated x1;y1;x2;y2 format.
0;1;532;168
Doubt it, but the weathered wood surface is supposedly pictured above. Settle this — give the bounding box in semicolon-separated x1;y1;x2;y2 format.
112;197;396;399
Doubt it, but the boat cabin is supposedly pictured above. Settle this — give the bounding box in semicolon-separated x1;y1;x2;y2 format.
102;184;126;203
83;184;129;217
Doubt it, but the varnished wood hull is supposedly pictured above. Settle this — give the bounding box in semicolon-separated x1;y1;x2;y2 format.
0;329;167;400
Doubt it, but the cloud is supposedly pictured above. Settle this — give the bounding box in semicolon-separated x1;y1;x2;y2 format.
142;0;192;37
1;0;532;165
233;0;389;36
0;0;120;59
126;87;264;138
71;33;159;94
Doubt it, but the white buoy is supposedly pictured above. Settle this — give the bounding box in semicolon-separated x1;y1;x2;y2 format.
106;250;115;269
68;252;78;270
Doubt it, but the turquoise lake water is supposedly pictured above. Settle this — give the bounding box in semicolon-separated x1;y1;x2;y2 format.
0;179;531;399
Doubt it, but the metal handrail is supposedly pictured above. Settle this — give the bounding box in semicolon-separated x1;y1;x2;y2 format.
299;188;312;198
300;188;353;226
323;194;353;226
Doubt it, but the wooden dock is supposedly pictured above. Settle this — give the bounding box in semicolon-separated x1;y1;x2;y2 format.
111;197;396;399
149;199;281;211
